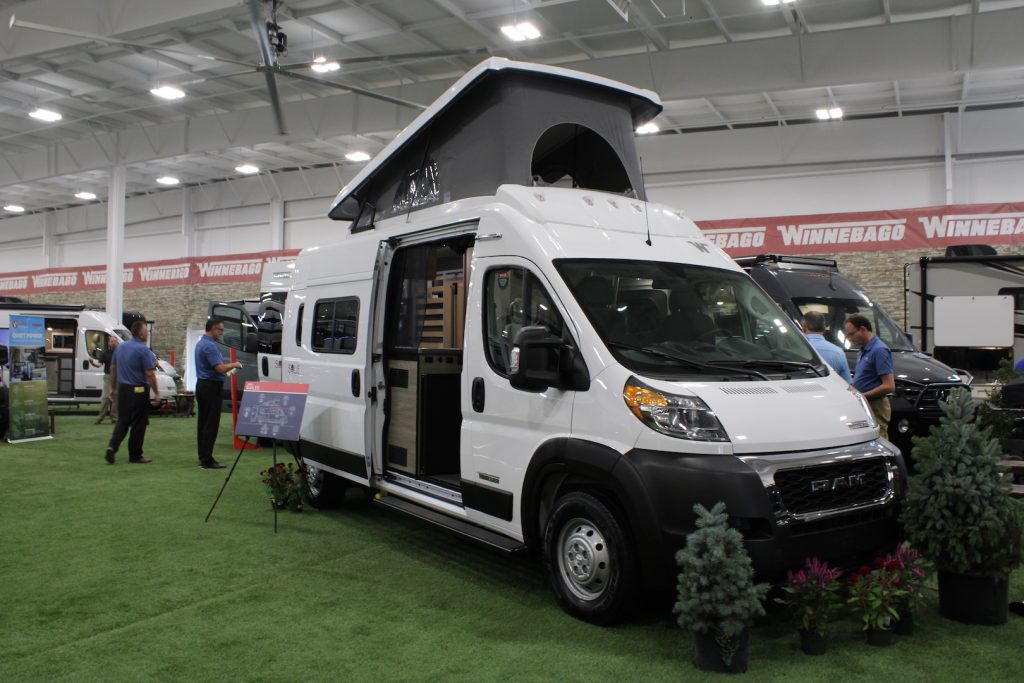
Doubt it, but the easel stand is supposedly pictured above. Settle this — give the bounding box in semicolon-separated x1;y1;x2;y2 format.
204;437;306;533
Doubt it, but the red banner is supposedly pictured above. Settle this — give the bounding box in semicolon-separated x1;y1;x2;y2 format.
696;202;1024;256
0;249;300;296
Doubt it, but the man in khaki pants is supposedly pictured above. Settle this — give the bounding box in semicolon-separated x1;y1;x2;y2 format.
95;336;120;424
844;314;894;438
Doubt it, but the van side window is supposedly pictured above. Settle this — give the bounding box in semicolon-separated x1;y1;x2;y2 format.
312;298;359;354
295;304;304;347
212;305;252;351
84;330;109;360
483;268;564;376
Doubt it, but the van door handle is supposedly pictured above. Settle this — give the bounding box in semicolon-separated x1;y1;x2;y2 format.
471;377;485;413
82;360;90;370
351;369;361;398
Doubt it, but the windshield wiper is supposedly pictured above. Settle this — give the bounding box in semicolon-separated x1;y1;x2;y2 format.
606;342;769;380
708;359;823;377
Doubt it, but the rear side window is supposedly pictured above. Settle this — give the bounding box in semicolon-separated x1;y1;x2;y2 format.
312;298;359;354
211;305;252;350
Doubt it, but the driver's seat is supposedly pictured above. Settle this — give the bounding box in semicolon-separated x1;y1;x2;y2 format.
665;284;715;341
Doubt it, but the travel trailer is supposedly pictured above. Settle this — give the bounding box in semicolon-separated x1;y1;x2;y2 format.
0;303;177;407
905;252;1024;379
739;254;967;460
280;59;905;623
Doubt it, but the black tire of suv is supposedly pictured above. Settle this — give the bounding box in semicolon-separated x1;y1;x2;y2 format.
543;491;635;625
303;462;347;509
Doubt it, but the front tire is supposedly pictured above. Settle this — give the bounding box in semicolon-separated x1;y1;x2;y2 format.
542;491;635;624
303;460;346;509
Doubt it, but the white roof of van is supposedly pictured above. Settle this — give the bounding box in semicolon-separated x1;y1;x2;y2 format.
328;58;661;217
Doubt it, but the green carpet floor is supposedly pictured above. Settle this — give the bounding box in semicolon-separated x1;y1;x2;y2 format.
1;413;1022;681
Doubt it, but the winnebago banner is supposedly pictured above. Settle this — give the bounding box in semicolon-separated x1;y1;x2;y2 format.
0;249;301;297
697;202;1024;257
7;315;51;443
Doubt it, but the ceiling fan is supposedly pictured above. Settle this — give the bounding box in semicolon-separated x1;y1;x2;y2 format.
9;0;489;135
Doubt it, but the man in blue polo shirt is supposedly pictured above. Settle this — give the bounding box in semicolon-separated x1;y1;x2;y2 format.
105;322;159;464
844;314;895;439
195;317;243;469
802;311;852;383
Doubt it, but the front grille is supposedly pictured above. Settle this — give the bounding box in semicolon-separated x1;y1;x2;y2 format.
899;383;962;419
773;459;890;515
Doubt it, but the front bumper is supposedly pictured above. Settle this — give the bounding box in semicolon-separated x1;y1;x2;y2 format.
622;439;904;587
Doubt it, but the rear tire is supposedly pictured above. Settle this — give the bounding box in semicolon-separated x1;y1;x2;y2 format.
542;491;635;625
303;460;347;509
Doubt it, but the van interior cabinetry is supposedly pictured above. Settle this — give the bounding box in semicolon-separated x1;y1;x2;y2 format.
387;350;462;483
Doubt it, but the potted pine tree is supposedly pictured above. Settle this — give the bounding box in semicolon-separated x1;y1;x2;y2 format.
901;388;1024;625
674;502;769;674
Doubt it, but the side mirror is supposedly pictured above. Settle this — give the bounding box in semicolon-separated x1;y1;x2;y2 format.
509;326;590;392
905;332;915;347
243;332;258;354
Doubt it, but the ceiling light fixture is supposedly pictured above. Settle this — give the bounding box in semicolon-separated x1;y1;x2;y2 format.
636;122;660;135
500;22;541;42
235;164;260;175
828;107;844;119
150;85;186;100
816;107;844;120
345;151;371;162
74;191;97;200
28;108;62;122
155;176;180;186
311;56;340;73
3;204;25;213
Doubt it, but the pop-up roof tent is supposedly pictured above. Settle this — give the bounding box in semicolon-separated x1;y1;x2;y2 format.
328;58;663;228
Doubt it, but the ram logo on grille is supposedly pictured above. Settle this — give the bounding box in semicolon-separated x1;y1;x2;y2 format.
811;473;868;493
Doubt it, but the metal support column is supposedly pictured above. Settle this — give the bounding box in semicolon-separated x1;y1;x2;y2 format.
105;166;125;318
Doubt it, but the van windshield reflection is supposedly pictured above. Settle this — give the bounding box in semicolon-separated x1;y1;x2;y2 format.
556;259;824;378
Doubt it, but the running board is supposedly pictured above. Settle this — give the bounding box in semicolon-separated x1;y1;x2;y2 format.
374;494;527;554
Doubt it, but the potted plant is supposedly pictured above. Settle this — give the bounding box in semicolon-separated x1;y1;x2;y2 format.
674;502;769;674
847;562;906;647
260;461;305;512
775;557;844;655
901;388;1024;625
885;543;930;635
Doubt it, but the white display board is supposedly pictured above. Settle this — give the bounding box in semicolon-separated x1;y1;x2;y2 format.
933;295;1014;347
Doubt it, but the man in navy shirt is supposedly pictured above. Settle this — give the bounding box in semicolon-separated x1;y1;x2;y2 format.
845;314;895;439
195;317;242;469
802;311;852;383
105;322;159;464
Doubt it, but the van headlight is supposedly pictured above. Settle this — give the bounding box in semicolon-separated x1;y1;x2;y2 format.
623;377;729;442
846;384;878;429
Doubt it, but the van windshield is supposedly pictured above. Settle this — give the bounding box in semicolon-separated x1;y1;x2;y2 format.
556;260;823;378
793;298;914;352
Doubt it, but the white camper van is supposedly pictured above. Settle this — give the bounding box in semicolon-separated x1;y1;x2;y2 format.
0;303;177;405
282;59;904;623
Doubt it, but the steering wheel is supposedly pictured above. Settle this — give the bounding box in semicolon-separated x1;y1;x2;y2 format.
697;327;730;342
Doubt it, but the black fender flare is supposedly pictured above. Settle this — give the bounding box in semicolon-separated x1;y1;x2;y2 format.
521;437;666;587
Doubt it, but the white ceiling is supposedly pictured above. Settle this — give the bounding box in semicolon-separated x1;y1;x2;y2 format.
1;0;1023;216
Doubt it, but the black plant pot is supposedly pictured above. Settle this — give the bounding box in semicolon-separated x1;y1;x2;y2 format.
938;571;1009;625
798;630;828;656
693;628;749;674
865;624;895;647
894;611;914;635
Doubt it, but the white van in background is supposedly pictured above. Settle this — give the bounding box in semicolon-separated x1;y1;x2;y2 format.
0;303;177;405
281;59;905;624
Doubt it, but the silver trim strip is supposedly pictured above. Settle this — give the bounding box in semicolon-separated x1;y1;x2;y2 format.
385;470;464;505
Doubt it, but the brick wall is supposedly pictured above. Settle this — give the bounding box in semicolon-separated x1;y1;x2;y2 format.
30;282;259;371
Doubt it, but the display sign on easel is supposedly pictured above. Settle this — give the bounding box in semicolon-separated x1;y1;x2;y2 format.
206;382;309;531
7;315;52;443
235;382;308;441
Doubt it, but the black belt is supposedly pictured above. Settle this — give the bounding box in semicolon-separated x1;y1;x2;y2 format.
198;378;224;383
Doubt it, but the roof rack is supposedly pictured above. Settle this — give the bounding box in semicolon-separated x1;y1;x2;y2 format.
734;254;839;271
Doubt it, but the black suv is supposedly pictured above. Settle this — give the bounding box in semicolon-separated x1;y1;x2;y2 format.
739;254;968;461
